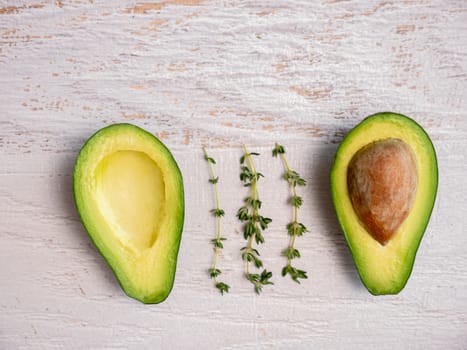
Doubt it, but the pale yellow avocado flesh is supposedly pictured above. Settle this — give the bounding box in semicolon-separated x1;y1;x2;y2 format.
95;150;165;253
74;124;184;304
331;113;437;295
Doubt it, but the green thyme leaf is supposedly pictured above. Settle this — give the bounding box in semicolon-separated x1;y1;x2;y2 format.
272;144;285;157
209;176;219;184
209;268;221;278
215;282;230;295
211;208;225;217
291;195;303;208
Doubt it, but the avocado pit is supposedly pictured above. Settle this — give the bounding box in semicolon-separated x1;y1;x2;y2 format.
347;138;418;245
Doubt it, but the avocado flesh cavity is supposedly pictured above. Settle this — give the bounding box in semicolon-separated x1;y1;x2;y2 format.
74;124;184;304
330;113;438;295
95;150;165;253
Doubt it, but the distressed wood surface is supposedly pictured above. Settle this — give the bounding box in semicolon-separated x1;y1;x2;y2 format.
1;0;467;349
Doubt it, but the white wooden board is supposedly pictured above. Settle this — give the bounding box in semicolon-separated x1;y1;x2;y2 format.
1;0;466;349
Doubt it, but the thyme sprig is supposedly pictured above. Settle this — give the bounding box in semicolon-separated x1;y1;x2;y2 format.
237;145;273;294
203;147;230;295
273;143;308;284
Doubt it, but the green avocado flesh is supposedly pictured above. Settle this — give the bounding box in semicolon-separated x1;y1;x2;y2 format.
73;124;184;304
330;112;438;295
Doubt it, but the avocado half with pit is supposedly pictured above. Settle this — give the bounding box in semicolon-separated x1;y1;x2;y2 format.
74;124;184;304
330;112;437;295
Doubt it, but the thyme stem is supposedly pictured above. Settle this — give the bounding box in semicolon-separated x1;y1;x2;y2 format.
203;147;230;295
238;145;273;294
273;143;308;283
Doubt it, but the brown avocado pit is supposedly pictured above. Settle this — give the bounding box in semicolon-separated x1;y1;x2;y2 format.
347;138;418;245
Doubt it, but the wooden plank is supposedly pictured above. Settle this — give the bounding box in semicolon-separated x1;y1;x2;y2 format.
1;0;466;348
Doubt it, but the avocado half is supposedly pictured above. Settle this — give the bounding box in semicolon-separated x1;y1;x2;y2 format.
74;124;184;304
330;112;438;295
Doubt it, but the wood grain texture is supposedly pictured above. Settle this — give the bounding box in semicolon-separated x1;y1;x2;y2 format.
1;0;466;349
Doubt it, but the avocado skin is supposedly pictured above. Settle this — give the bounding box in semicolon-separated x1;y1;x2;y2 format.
73;123;184;304
330;112;438;295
